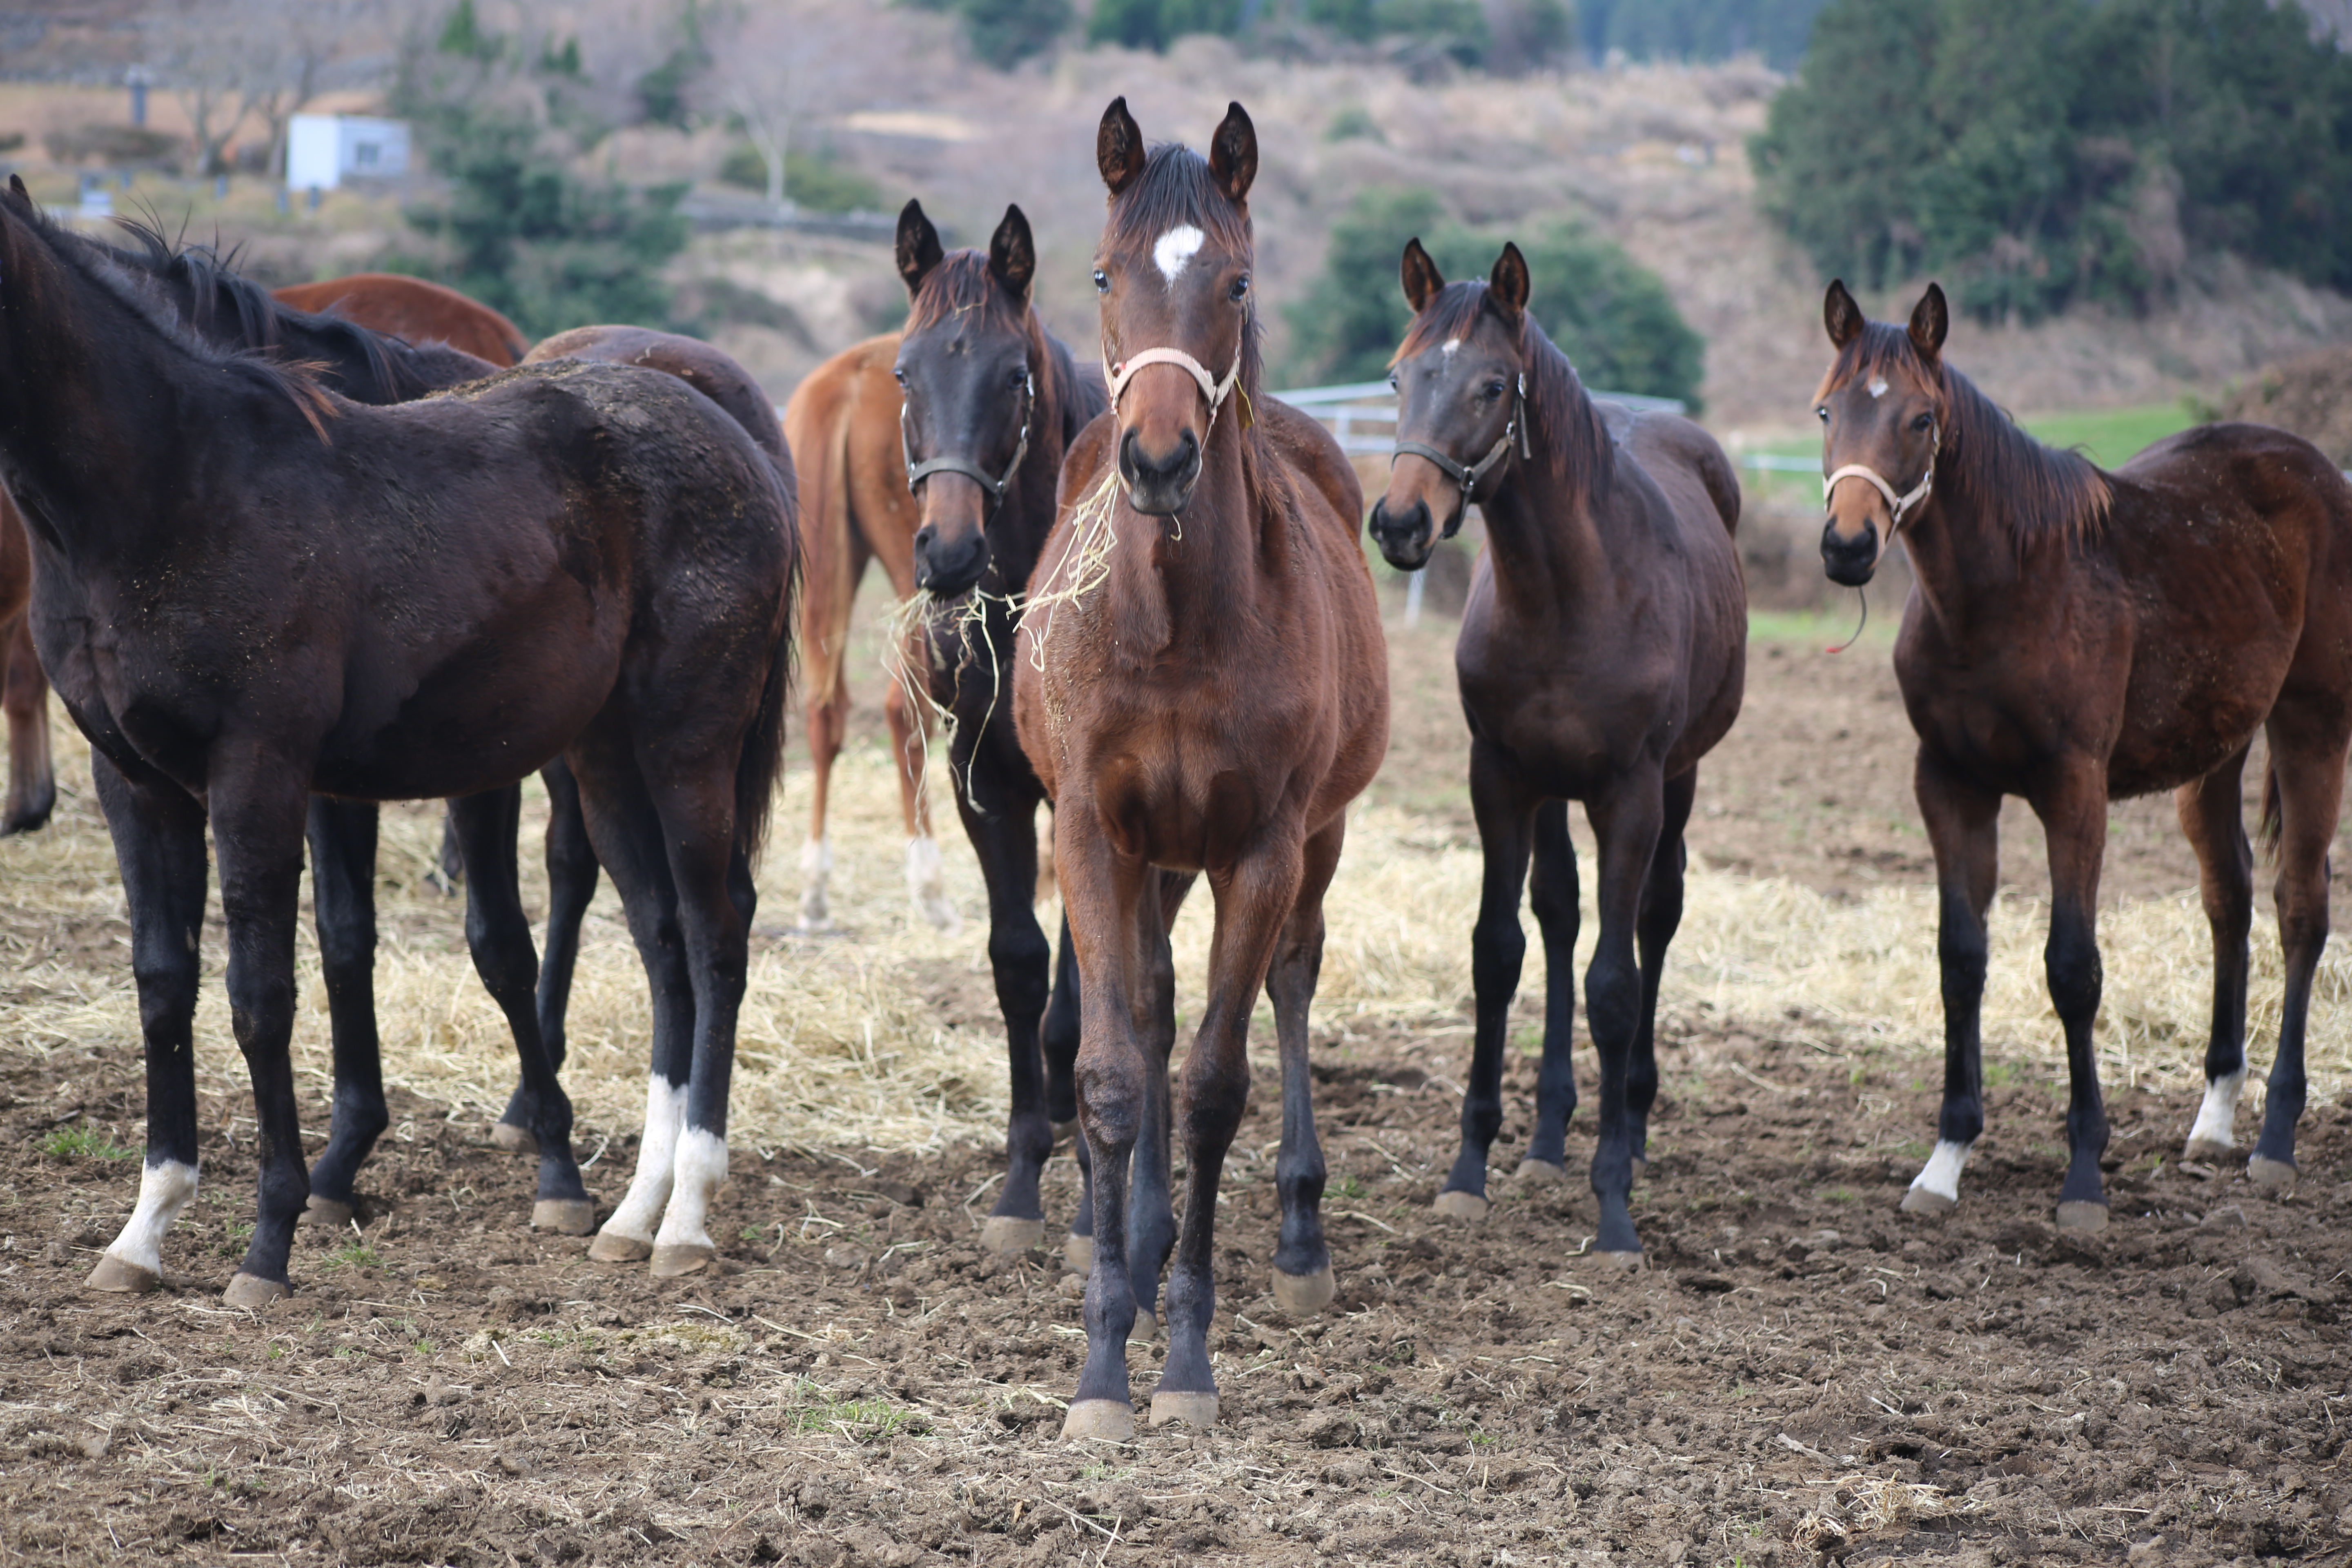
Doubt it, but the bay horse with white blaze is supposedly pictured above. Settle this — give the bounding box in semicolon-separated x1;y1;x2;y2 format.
1016;100;1388;1439
0;179;795;1305
1370;240;1745;1263
1816;281;2352;1225
889;199;1114;1263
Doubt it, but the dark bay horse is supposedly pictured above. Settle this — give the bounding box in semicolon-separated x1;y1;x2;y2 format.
783;334;956;933
0;180;795;1305
1816;281;2352;1225
889;200;1112;1264
1016;101;1388;1439
1370;241;1745;1264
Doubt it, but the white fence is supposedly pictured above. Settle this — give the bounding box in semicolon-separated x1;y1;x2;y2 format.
1269;378;1689;458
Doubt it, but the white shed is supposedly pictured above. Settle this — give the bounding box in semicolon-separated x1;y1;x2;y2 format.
285;114;410;191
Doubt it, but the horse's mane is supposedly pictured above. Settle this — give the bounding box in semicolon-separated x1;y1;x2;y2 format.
1819;320;2111;552
1395;279;1617;506
1104;143;1281;518
102;218;428;403
0;200;339;438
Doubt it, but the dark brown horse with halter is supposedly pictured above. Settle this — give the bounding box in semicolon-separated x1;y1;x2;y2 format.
1016;100;1388;1439
888;200;1114;1263
0;178;795;1305
1815;280;2352;1226
783;325;957;934
1369;241;1745;1265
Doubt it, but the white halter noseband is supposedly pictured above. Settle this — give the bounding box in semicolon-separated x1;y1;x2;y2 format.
1103;341;1244;424
1824;423;1939;537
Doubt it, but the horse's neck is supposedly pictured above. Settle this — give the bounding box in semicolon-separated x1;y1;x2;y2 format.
1896;486;2031;635
1110;420;1272;656
1479;453;1615;619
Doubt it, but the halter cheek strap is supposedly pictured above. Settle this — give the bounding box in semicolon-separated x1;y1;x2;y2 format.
902;371;1035;510
1824;423;1939;538
1391;374;1529;532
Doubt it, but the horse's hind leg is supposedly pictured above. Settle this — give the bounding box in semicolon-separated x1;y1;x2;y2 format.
571;747;699;1265
1439;739;1537;1221
0;612;53;835
303;799;390;1228
1267;816;1345;1316
2177;747;2253;1161
886;656;959;933
2033;762;2114;1231
1518;800;1579;1184
496;760;600;1155
801;672;848;931
1625;769;1697;1179
86;754;207;1296
1903;755;2002;1215
448;786;592;1234
2249;719;2347;1189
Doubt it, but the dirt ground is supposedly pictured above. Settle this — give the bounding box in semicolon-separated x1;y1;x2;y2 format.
3;606;2350;1567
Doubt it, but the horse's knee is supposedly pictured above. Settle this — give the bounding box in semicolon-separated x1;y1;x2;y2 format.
1586;948;1641;1048
1472;913;1526;993
2044;922;2103;1025
1180;1048;1251;1145
988;922;1052;1016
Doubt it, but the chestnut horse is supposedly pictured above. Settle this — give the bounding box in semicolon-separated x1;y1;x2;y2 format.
0;181;794;1305
1817;281;2352;1226
1369;241;1745;1264
888;200;1113;1262
1016;101;1388;1439
272;273;528;366
783;338;956;933
0;498;53;834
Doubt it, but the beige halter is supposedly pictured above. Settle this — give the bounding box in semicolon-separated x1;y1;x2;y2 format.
1103;341;1243;424
1824;423;1940;538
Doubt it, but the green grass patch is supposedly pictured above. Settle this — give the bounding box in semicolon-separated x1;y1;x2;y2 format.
1329;1174;1368;1203
40;1125;138;1161
320;1242;382;1272
2019;403;2194;470
1747;607;1895;647
782;1379;929;1441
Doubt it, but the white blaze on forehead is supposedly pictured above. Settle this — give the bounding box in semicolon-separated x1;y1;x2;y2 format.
1441;338;1462;356
1153;225;1205;284
1867;376;1889;399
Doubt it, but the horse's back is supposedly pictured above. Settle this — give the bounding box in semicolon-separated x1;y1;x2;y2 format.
1619;410;1741;540
273;274;528;367
528;325;786;466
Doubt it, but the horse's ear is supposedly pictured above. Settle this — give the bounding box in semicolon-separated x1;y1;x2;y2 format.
3;173;27;212
989;204;1036;303
895;200;944;299
1207;101;1257;204
1488;242;1530;325
1400;237;1444;314
1098;97;1147;197
1908;282;1949;361
1823;279;1864;349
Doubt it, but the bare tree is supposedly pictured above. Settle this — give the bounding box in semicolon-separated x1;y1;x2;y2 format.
146;0;384;178
698;0;880;210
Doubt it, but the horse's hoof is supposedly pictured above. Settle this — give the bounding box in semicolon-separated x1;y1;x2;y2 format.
1515;1158;1568;1185
2248;1157;2299;1192
588;1231;653;1263
532;1199;597;1235
224;1272;289;1310
1432;1189;1490;1223
650;1243;715;1278
981;1216;1046;1253
490;1122;540;1157
2054;1200;2109;1234
1581;1249;1644;1274
87;1254;159;1295
1149;1391;1219;1428
1900;1187;1958;1216
1061;1400;1136;1442
300;1195;354;1229
1064;1233;1093;1274
2183;1136;2234;1163
1272;1265;1336;1316
1129;1308;1158;1343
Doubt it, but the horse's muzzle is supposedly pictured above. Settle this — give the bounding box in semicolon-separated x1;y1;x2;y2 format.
1821;518;1880;587
1368;495;1437;570
1119;427;1200;517
914;524;990;597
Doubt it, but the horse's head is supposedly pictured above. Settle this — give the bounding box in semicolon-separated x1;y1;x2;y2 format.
1817;280;1948;586
1092;96;1257;517
893;200;1041;597
1370;239;1533;570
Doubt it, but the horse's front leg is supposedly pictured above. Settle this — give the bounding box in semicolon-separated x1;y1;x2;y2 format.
1123;869;1183;1337
2249;717;2347;1190
1154;834;1303;1428
1517;800;1579;1182
302;798;390;1227
1043;904;1093;1272
955;759;1056;1253
1056;806;1155;1442
1904;753;2001;1215
206;753;316;1305
2034;762;2113;1230
2176;748;2252;1162
85;753;208;1296
1584;770;1665;1260
1266;817;1345;1316
1626;768;1698;1176
1438;739;1538;1220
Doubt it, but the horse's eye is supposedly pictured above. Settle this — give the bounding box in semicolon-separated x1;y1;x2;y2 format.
1387;370;1400;392
1485;381;1506;401
1093;270;1109;294
1229;273;1251;302
1815;405;1830;423
893;368;908;387
1912;412;1934;432
1009;366;1028;389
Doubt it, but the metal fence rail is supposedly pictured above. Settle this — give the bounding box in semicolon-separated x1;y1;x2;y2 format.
1268;379;1689;458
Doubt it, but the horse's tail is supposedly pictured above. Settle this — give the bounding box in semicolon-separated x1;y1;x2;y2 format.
783;374;858;724
2259;753;2284;860
735;459;801;868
